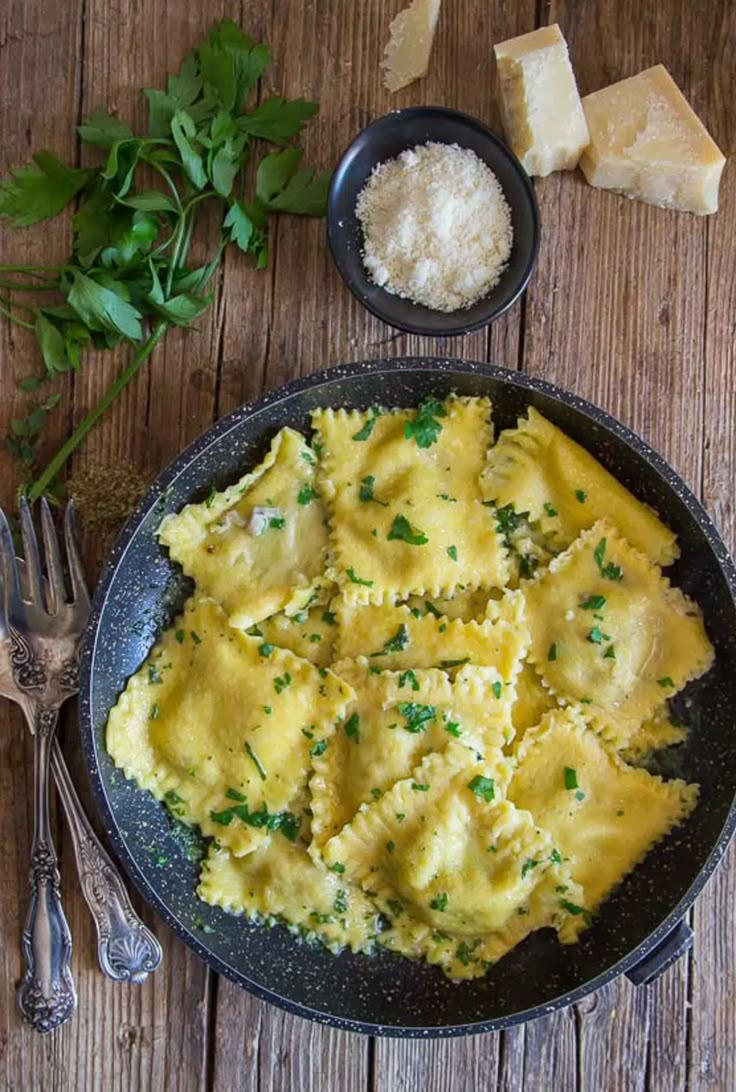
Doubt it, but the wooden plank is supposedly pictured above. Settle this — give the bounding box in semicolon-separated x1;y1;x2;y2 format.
689;1;736;1088
0;1;83;1088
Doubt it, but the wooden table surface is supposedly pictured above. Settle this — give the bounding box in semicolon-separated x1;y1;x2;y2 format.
1;0;734;1088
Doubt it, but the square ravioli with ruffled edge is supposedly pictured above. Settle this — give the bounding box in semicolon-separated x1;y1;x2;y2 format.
158;427;330;629
509;707;698;929
106;596;353;857
482;407;679;567
322;742;583;979
198;812;379;954
313;396;510;603
523;520;713;743
333;590;529;682
310;661;515;850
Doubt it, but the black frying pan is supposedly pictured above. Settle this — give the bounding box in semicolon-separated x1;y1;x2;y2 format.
78;360;736;1037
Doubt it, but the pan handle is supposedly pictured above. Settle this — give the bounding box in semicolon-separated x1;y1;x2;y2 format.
626;920;693;987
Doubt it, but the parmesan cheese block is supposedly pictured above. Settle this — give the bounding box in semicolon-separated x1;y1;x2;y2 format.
493;24;589;178
381;0;442;93
579;65;726;215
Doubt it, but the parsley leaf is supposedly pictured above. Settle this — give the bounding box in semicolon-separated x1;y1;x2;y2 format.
387;514;428;546
404;396;447;449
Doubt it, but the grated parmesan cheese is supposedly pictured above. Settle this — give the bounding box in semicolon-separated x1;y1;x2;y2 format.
355;142;513;313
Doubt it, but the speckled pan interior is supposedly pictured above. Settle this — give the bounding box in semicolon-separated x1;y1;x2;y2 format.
78;359;736;1038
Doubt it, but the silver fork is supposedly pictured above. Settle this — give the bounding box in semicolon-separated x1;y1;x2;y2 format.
0;559;162;997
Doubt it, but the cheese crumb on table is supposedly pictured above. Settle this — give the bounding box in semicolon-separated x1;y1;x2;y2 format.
381;0;442;93
493;24;589;178
355;142;513;313
579;65;726;215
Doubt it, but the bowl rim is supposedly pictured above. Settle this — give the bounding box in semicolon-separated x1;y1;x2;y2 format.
79;357;736;1038
326;106;540;337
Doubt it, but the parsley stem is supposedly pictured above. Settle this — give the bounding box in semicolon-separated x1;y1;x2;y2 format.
27;320;168;503
0;299;34;330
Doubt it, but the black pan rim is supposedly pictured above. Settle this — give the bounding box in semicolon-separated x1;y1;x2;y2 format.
78;357;736;1038
326;106;540;337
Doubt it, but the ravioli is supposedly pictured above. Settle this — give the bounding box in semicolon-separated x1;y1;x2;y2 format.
106;596;353;856
158;427;330;629
523;521;713;743
323;743;582;979
333;594;529;682
313;397;510;602
199;834;378;954
509;707;698;926
310;661;514;850
482;407;679;566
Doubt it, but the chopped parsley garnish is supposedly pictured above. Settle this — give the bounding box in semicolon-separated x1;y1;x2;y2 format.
358;475;388;506
273;672;292;694
439;657;470;669
386;840;395;854
310;739;327;758
468;775;495;803
370;624;410;657
588;626;611;645
575;489;587;503
258;642;275;657
430;892;448;911
333;890;348;914
424;600;442;619
269;516;286;530
491;681;502;699
344;713;361;741
543;502;558;517
244;742;267;781
604;645;616;659
658;676;675;688
594;537;623;581
352;407;383;441
581;594;607;610
548;642;558;662
191;631;202;645
398;702;437;733
564;767;578;791
175;629;186;644
150;703;160;720
521;858;538;879
399;669;420;691
297;484;320;505
331;862;345;874
404;396;447;449
346;567;373;586
447;545;458;561
388;514;429;546
411;782;430;792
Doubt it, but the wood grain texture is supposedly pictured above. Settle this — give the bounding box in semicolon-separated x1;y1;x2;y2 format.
0;0;734;1089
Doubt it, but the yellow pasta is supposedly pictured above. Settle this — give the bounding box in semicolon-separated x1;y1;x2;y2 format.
482;407;679;566
310;661;514;851
158;427;330;629
106;596;353;856
509;707;698;927
523;521;713;743
314;397;510;602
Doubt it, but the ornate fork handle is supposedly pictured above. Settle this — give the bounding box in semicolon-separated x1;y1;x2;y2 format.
50;741;162;982
17;706;76;1033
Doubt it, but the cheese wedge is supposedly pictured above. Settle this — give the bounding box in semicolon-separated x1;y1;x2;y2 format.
579;65;726;215
494;24;589;177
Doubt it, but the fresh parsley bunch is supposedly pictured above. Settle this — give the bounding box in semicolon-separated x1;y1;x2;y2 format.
0;20;330;502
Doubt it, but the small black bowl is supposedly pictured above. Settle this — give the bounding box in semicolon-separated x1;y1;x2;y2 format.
327;106;539;337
